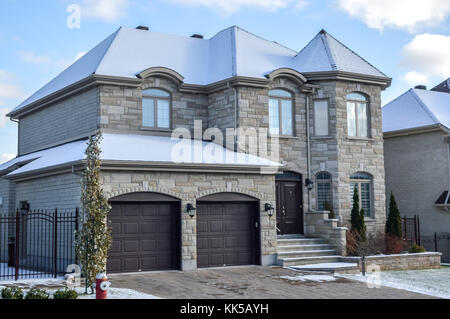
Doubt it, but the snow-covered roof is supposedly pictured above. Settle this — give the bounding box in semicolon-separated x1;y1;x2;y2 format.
382;88;450;132
289;30;386;77
11;26;389;114
0;133;281;177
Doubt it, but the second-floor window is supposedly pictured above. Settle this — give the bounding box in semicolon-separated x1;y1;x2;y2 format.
347;93;369;137
269;89;294;136
314;100;329;136
142;88;171;129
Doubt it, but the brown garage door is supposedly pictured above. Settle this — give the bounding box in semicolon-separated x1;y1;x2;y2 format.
197;194;259;268
107;193;180;273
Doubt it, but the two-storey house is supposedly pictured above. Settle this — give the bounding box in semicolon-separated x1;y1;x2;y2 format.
0;26;391;272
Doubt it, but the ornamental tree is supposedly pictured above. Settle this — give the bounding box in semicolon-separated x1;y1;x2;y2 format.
386;192;402;238
350;186;366;242
76;132;112;289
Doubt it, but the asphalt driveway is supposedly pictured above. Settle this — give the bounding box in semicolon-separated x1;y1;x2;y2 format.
108;266;435;299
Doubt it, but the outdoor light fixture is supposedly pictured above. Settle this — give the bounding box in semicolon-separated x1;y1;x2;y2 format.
305;178;314;191
265;203;274;218
186;203;196;218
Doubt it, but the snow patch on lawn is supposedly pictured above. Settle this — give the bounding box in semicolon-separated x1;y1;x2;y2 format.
280;274;336;282
0;277;65;286
336;268;450;299
76;288;161;299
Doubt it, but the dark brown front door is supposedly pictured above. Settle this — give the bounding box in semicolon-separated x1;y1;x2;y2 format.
197;201;259;268
276;175;303;235
107;200;180;273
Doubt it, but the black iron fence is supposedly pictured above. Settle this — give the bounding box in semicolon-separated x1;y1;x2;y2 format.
402;215;450;263
0;208;78;281
401;215;421;245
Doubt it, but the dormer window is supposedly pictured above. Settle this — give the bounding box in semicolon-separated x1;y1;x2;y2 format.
347;93;369;138
269;89;294;136
142;88;171;129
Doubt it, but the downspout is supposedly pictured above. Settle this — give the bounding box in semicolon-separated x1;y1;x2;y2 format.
305;88;316;212
226;82;238;149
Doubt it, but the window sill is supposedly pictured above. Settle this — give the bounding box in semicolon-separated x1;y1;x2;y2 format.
269;134;299;140
346;136;375;142
364;217;376;222
140;127;172;132
311;135;334;140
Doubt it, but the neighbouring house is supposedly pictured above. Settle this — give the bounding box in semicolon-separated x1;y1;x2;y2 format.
0;26;391;273
383;80;450;262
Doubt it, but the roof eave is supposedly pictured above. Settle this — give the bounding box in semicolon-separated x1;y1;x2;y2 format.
7;74;143;119
383;124;449;138
303;71;392;89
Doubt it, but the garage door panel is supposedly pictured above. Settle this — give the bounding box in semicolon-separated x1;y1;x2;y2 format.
197;201;258;268
124;240;139;253
124;223;139;234
107;200;179;273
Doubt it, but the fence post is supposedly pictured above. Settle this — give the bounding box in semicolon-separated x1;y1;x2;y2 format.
54;208;58;278
416;215;421;246
14;209;20;281
413;216;418;245
434;232;438;252
75;208;79;266
403;217;407;240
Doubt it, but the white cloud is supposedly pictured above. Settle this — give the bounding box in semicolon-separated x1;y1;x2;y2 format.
402;71;429;86
402;33;450;82
0;153;16;164
337;0;450;32
0;83;25;100
0;108;10;128
19;51;51;65
0;70;15;82
165;0;308;14
82;0;130;22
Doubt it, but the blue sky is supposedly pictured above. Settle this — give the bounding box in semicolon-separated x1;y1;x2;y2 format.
0;0;449;163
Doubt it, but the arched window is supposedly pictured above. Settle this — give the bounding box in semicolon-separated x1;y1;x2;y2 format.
350;172;372;217
347;93;369;137
269;89;294;136
316;172;332;211
142;88;171;129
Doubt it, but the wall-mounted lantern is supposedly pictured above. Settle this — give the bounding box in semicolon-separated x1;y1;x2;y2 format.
264;203;274;218
186;203;196;218
305;178;314;191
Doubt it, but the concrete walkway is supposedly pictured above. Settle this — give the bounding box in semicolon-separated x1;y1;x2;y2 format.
108;266;436;299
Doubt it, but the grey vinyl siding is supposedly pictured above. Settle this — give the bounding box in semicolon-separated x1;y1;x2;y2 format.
15;173;82;211
18;87;100;155
0;177;16;215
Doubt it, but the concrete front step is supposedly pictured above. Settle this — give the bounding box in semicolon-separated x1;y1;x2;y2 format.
277;243;335;252
277;249;337;258
277;234;305;239
288;262;359;273
279;256;342;267
277;238;327;245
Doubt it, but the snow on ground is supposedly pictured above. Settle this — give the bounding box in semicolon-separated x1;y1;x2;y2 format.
289;263;358;270
280;274;336;282
76;288;161;299
0;277;65;287
0;263;48;279
336;267;450;299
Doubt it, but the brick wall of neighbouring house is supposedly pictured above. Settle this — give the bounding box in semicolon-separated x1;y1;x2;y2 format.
14;173;82;211
99;77;209;135
18;87;99;155
100;170;277;270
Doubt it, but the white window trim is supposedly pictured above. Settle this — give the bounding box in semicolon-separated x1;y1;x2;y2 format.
142;89;172;130
269;89;294;137
350;178;373;218
347;94;370;138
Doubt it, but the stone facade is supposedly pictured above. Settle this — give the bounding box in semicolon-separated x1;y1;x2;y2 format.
340;252;442;272
99;77;209;135
100;170;277;269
